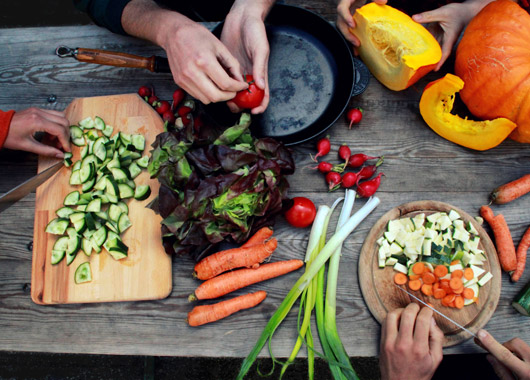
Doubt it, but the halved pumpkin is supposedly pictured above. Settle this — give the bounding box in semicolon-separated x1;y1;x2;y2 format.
352;3;442;91
419;74;517;151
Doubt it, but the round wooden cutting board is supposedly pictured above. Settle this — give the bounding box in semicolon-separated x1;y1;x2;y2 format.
358;200;501;346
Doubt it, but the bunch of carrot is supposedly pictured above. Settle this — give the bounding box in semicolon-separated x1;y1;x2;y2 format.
186;227;304;326
394;261;478;309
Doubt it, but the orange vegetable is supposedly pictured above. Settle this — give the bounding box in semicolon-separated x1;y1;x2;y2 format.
440;279;451;292
394;272;408;285
189;259;303;301
241;227;274;248
453;286;464;295
449;277;463;290
412;262;425;275
187;291;267;327
464;267;474;281
491;175;530;205
442;294;456;307
454;296;465;309
408;279;422;291
421;272;436;285
409;274;421;281
434;265;448;278
193;238;278;280
451;270;464;279
433;288;446;299
513;225;530;282
480;205;517;272
463;287;475;300
421;283;433;296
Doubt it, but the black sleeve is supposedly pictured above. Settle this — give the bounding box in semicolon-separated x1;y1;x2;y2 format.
73;0;132;35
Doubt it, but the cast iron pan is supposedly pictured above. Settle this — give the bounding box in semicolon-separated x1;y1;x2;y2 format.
206;4;369;145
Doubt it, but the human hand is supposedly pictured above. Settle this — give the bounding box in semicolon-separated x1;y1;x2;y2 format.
4;108;70;158
220;0;273;114
412;0;492;71
336;0;387;48
379;303;444;380
476;329;530;380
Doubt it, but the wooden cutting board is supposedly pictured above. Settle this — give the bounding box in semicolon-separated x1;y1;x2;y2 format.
32;94;172;305
358;200;501;346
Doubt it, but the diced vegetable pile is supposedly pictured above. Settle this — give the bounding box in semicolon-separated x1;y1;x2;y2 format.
45;116;151;283
377;209;493;308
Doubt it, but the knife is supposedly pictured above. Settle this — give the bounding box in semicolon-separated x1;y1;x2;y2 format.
0;161;63;213
394;284;477;338
55;46;171;73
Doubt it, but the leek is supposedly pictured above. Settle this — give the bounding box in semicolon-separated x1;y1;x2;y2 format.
236;196;380;380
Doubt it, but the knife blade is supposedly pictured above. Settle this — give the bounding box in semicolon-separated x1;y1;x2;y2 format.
0;161;63;213
394;284;477;338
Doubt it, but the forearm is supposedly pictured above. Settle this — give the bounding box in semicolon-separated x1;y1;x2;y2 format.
229;0;276;20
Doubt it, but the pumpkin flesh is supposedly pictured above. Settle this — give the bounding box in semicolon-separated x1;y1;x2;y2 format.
419;74;517;151
352;3;442;91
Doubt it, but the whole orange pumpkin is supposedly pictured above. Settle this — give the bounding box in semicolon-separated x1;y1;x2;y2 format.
455;0;530;143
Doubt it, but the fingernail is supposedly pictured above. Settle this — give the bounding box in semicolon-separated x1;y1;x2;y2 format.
413;14;422;21
478;329;487;339
257;78;265;89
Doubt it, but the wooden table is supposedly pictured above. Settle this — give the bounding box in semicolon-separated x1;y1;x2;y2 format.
1;9;530;360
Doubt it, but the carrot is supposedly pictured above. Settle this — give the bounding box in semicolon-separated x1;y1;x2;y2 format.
450;260;460;265
454;295;465;309
433;282;440;292
433;288;446;299
193;238;278;280
241;226;274;248
187;291;267;326
453;285;464;294
440;279;451;292
449;277;463;290
442;294;456;307
412;262;425;275
512;225;530;282
490;174;530;204
421;272;436;285
451;269;464;279
480;205;517;272
464;267;474;281
434;265;448;278
463;287;475;300
189;259;304;301
394;272;408;285
421;283;433;296
408;274;420;281
408;279;422;291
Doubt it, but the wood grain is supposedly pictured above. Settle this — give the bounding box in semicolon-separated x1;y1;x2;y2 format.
359;201;501;346
31;94;172;304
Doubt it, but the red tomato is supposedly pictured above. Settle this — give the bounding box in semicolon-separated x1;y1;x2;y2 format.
284;197;316;228
232;75;265;109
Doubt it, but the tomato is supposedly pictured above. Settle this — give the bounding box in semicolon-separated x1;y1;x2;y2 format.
284;197;316;228
232;75;265;109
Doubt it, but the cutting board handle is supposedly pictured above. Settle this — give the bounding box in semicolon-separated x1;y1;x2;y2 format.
76;48;157;72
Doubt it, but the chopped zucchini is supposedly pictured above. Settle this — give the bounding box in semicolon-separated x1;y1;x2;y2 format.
74;262;92;284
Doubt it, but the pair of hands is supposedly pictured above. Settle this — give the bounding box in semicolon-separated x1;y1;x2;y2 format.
380;303;530;380
336;0;493;71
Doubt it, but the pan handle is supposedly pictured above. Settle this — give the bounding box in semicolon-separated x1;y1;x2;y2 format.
74;48;158;72
351;57;370;97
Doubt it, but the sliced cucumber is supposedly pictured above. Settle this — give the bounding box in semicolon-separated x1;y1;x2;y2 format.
136;156;149;168
45;218;69;235
82;238;93;256
108;204;123;222
70;125;85;146
118;213;132;234
118;184;134;199
131;134;145;151
86;198;102;213
74;262;92;284
56;206;75;218
63;152;73;167
51;250;66;265
134;185;151;201
93;136;107;161
94;116;106;130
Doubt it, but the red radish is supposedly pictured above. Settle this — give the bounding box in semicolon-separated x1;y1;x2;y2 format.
325;171;341;191
156;100;171;115
338;145;351;161
348;153;379;168
341;172;357;188
316;161;333;173
356;157;384;183
357;173;384;197
162;111;176;124
347;107;363;129
172;89;186;110
194;115;204;132
148;95;159;106
138;85;151;98
177;106;192;118
312;136;331;162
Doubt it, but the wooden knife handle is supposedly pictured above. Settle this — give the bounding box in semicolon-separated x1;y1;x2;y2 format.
76;48;157;72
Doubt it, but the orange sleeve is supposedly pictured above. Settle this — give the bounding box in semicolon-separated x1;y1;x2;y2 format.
0;110;15;149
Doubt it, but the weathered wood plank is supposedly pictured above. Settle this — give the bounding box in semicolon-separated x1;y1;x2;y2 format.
1;22;530;359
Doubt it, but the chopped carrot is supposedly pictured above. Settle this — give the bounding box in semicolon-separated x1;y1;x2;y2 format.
453;286;464;294
451;269;464;279
412;262;425;275
512;224;530;282
409;274;421;281
423;265;432;273
241;227;274;248
422;272;436;285
449;277;463;290
442;294;456;306
490;174;530;205
408;279;422;291
451;260;460;265
463;287;475;299
394;272;408;285
433;282;440;292
434;265;448;278
480;205;517;272
187;291;267;326
189;259;304;301
464;267;474;281
440;279;451;292
449;300;456;308
193;238;278;280
421;283;433;296
433;288;446;299
454;295;465;309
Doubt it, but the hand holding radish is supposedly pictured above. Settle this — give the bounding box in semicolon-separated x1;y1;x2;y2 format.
379;303;444;380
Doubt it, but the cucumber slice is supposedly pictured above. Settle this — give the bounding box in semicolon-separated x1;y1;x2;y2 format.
70;125;85;146
94;175;109;191
117;201;129;215
134;185;151;201
106;178;119;197
64;191;80;206
79;117;94;129
128;162;142;179
53;236;70;251
45;218;69;235
102;124;114;137
66;236;80;265
79;162;95;183
81;177;96;193
110;167;129;184
69;170;82;186
69;212;85;223
131;134;145;151
118;184;134;199
72;160;82;171
82;238;93;256
94;116;105;130
119;133;132;146
74;262;92;284
92;226;108;247
86;198;102;213
85;129;99;141
63;152;73;167
93;136;107;161
118;213;132;233
51;250;66;265
108;204;123;222
56;206;75;219
136;156;149;168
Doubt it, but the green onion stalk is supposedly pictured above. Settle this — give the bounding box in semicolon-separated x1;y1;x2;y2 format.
235;196;380;380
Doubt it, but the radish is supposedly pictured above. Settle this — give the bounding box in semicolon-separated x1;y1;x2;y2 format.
148;95;159;106
138;85;151;98
357;173;384;197
341;172;357;188
338;145;351;162
315;161;333;173
162;111;176;124
156;100;171;115
172;89;186;110
347;108;363;129
325;171;341;191
348;153;379;168
312;136;331;162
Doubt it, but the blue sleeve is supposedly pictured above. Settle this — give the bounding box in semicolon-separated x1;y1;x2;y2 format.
73;0;132;35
